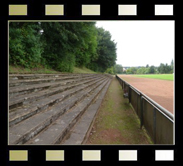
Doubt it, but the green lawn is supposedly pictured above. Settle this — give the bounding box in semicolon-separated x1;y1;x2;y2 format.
134;74;173;81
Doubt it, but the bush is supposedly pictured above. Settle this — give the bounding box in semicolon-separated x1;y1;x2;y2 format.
105;67;115;75
9;23;43;68
56;53;75;72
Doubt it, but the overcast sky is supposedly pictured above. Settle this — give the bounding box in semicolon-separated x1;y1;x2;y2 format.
96;21;174;67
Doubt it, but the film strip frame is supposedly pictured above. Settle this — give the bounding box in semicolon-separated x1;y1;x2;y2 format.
7;3;175;17
1;0;180;166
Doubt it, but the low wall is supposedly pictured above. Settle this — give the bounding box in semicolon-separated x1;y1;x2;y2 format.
116;75;174;144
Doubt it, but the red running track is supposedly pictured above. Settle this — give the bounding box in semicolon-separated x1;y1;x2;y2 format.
118;75;174;114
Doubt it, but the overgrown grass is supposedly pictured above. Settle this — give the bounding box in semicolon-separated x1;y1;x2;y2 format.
134;74;173;81
9;65;62;74
86;78;153;144
73;67;96;73
9;65;96;74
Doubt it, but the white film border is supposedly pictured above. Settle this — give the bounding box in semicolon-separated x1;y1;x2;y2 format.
9;150;175;161
155;5;174;15
8;4;174;16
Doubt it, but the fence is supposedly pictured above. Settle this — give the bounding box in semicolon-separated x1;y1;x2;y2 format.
116;75;174;144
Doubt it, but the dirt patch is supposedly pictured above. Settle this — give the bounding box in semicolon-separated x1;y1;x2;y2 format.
98;129;131;144
118;75;174;114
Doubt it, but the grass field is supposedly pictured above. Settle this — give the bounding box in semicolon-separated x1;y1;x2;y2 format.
134;74;173;81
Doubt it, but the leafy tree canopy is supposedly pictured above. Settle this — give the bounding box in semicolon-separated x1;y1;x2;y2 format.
9;22;117;73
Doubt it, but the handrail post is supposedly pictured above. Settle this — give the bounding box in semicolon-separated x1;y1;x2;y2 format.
128;86;131;103
153;108;156;144
137;92;138;113
140;95;143;128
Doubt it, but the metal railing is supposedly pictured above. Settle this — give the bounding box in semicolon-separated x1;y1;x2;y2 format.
116;75;174;144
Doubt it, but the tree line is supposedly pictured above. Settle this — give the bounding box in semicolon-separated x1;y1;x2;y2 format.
9;22;117;73
114;60;174;74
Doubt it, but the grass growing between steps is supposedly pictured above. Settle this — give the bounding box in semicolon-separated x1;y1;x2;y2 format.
9;65;96;74
86;78;153;144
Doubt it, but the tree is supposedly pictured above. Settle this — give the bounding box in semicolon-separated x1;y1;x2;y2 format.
114;64;123;74
137;67;146;74
131;67;137;74
164;63;171;73
9;22;43;68
9;22;117;73
41;22;98;72
89;27;117;72
105;66;115;74
74;22;98;67
41;22;82;72
158;63;165;73
158;63;171;74
170;59;174;73
149;65;156;74
126;67;137;74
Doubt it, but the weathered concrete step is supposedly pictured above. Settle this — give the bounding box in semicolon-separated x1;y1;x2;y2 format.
104;73;114;79
9;78;109;145
9;77;107;127
9;76;103;110
9;73;96;80
25;79;109;145
62;79;112;145
9;74;95;87
9;74;67;80
9;75;101;98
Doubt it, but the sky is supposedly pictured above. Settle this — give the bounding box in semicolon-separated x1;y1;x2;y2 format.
96;21;174;67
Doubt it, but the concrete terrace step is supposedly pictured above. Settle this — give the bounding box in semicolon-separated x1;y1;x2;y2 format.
62;80;112;145
9;73;96;80
9;74;67;80
9;77;109;145
9;77;106;127
26;79;110;145
9;76;103;110
9;74;96;87
9;74;100;98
